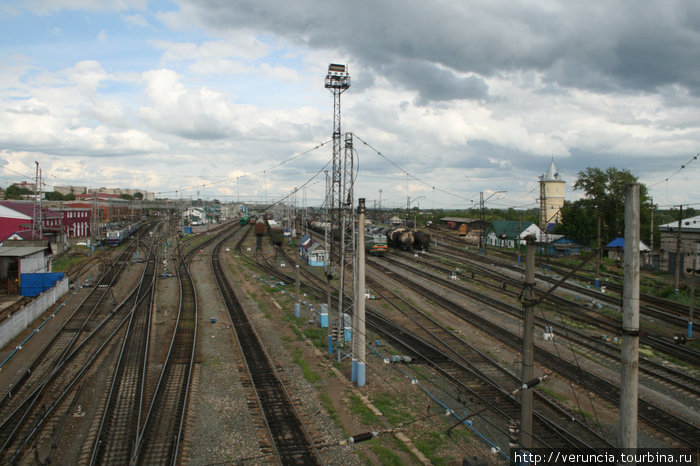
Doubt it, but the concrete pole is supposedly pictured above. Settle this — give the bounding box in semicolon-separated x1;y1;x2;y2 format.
649;198;655;267
519;235;536;449
620;183;640;449
294;261;301;318
595;214;601;289
674;205;683;292
689;243;698;339
690;270;695;339
355;198;367;386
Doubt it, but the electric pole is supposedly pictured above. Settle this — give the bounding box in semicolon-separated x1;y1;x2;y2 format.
674;205;683;292
519;235;536;449
620;183;640;449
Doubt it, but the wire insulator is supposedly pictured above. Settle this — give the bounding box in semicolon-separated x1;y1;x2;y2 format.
349;431;378;443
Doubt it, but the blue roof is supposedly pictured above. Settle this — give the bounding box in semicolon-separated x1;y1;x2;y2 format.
606;237;625;248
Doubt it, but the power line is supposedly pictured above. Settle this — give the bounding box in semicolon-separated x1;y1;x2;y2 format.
648;151;699;188
353;134;469;202
155;139;332;195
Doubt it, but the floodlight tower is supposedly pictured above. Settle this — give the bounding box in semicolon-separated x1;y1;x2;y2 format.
325;63;351;276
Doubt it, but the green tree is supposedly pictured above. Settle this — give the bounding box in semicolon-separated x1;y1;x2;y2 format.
563;167;649;245
44;191;65;201
133;192;143;200
5;184;22;199
119;193;134;200
553;201;597;245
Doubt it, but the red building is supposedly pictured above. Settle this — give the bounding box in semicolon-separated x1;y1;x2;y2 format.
0;204;32;242
0;201;91;242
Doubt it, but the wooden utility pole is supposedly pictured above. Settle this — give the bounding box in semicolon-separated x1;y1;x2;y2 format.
620;183;640;449
519;235;536;449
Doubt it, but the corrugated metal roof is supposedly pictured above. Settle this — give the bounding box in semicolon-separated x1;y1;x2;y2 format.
439;217;479;223
659;215;700;232
0;246;48;257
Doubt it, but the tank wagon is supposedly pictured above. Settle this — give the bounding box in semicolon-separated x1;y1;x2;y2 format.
413;231;432;250
385;227;414;250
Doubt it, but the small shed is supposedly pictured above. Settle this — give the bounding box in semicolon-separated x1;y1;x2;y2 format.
0;240;53;295
300;235;326;267
544;237;589;256
605;237;650;260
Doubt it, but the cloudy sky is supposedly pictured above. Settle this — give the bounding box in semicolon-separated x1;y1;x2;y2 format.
1;0;699;210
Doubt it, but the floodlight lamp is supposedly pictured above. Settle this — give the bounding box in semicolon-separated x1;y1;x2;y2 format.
325;63;350;90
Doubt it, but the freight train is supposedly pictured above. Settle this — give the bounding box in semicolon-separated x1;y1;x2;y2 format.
385;227;431;251
266;219;284;246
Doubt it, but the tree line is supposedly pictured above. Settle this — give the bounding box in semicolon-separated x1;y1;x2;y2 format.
3;185;143;201
554;167;694;248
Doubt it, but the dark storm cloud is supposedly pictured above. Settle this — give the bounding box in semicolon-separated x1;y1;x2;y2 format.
176;0;700;97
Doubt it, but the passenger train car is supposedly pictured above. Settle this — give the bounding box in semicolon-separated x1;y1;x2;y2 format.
105;221;142;247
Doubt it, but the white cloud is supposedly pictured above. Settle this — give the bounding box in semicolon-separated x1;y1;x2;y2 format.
123;13;147;27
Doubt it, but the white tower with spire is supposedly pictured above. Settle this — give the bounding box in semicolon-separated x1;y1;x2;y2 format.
539;159;565;231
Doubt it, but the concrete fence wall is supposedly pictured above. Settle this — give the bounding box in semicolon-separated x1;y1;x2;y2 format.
0;278;69;350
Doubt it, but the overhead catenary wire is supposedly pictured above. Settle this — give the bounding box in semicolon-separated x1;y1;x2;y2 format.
353;134;469;202
648;152;699;188
155;139;333;196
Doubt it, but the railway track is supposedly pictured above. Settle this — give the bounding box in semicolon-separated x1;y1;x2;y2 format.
392;248;700;399
436;236;693;328
222;227;322;464
371;255;700;449
0;231;154;463
89;230;165;464
266;237;615;453
365;269;613;450
130;225;224;464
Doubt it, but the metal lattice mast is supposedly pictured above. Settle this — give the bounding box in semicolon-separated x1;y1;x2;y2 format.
325;63;350;276
336;132;355;351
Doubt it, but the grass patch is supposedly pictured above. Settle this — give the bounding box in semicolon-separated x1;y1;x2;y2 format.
414;430;449;465
304;328;329;350
349;394;380;425
52;255;87;272
536;385;568;402
319;391;339;426
291;348;321;384
369;441;405;465
372;392;413;425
